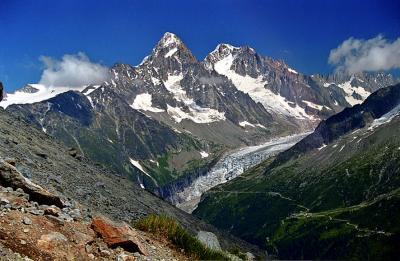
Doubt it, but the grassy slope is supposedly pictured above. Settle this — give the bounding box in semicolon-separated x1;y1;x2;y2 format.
194;117;400;260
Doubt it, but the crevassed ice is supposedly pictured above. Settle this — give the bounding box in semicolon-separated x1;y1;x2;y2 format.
174;132;310;213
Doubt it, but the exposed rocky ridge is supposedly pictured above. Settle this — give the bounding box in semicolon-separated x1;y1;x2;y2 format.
0;107;262;257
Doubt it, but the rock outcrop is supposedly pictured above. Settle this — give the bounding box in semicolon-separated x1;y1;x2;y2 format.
91;217;148;256
0;184;187;260
0;161;65;208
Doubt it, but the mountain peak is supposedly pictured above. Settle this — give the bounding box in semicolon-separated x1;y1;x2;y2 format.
158;32;183;48
204;43;257;67
141;32;197;67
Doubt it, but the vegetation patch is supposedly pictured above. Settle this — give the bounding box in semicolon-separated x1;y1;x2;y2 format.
134;215;231;260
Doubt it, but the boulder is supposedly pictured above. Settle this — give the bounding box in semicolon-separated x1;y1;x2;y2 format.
196;230;221;250
91;216;148;255
0;161;65;208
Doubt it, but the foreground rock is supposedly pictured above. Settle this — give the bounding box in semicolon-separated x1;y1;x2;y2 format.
196;231;221;250
91;217;148;256
0;161;65;208
0;183;188;260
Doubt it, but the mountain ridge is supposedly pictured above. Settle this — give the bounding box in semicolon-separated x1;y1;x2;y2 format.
1;32;398;193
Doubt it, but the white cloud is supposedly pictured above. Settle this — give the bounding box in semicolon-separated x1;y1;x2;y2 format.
328;35;400;74
39;52;109;87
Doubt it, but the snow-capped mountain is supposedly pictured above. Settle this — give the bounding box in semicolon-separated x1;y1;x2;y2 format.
1;32;398;191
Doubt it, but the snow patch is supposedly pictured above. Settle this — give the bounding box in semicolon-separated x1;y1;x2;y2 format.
256;124;267;129
369;103;400;129
302;100;324;111
323;82;335;88
163;74;225;123
239;121;255;128
166;105;225;124
318;144;327;150
287;68;298;74
165;47;178;58
131;93;165;112
130;158;147;174
338;79;371;106
151;77;161;85
200;151;209;158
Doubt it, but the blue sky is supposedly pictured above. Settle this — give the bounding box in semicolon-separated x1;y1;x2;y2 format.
0;0;399;91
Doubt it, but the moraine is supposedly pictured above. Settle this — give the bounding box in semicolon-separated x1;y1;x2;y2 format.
171;132;310;213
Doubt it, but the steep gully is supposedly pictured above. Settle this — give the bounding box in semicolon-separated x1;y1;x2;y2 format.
160;133;309;213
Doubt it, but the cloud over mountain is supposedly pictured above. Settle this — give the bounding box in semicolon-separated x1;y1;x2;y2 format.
39;52;109;87
329;35;400;74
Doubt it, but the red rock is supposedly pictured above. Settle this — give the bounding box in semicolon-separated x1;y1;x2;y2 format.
44;206;61;216
91;217;147;256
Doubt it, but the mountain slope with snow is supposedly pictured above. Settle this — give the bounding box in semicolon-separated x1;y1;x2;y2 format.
3;32;398;193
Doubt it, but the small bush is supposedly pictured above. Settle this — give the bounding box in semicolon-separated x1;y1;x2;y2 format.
134;214;231;260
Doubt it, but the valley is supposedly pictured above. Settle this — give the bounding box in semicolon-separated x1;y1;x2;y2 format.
170;132;310;213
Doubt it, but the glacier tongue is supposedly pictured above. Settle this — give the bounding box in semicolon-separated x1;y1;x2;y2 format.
173;132;310;213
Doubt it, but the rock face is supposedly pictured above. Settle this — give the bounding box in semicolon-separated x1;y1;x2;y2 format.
91;217;148;256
